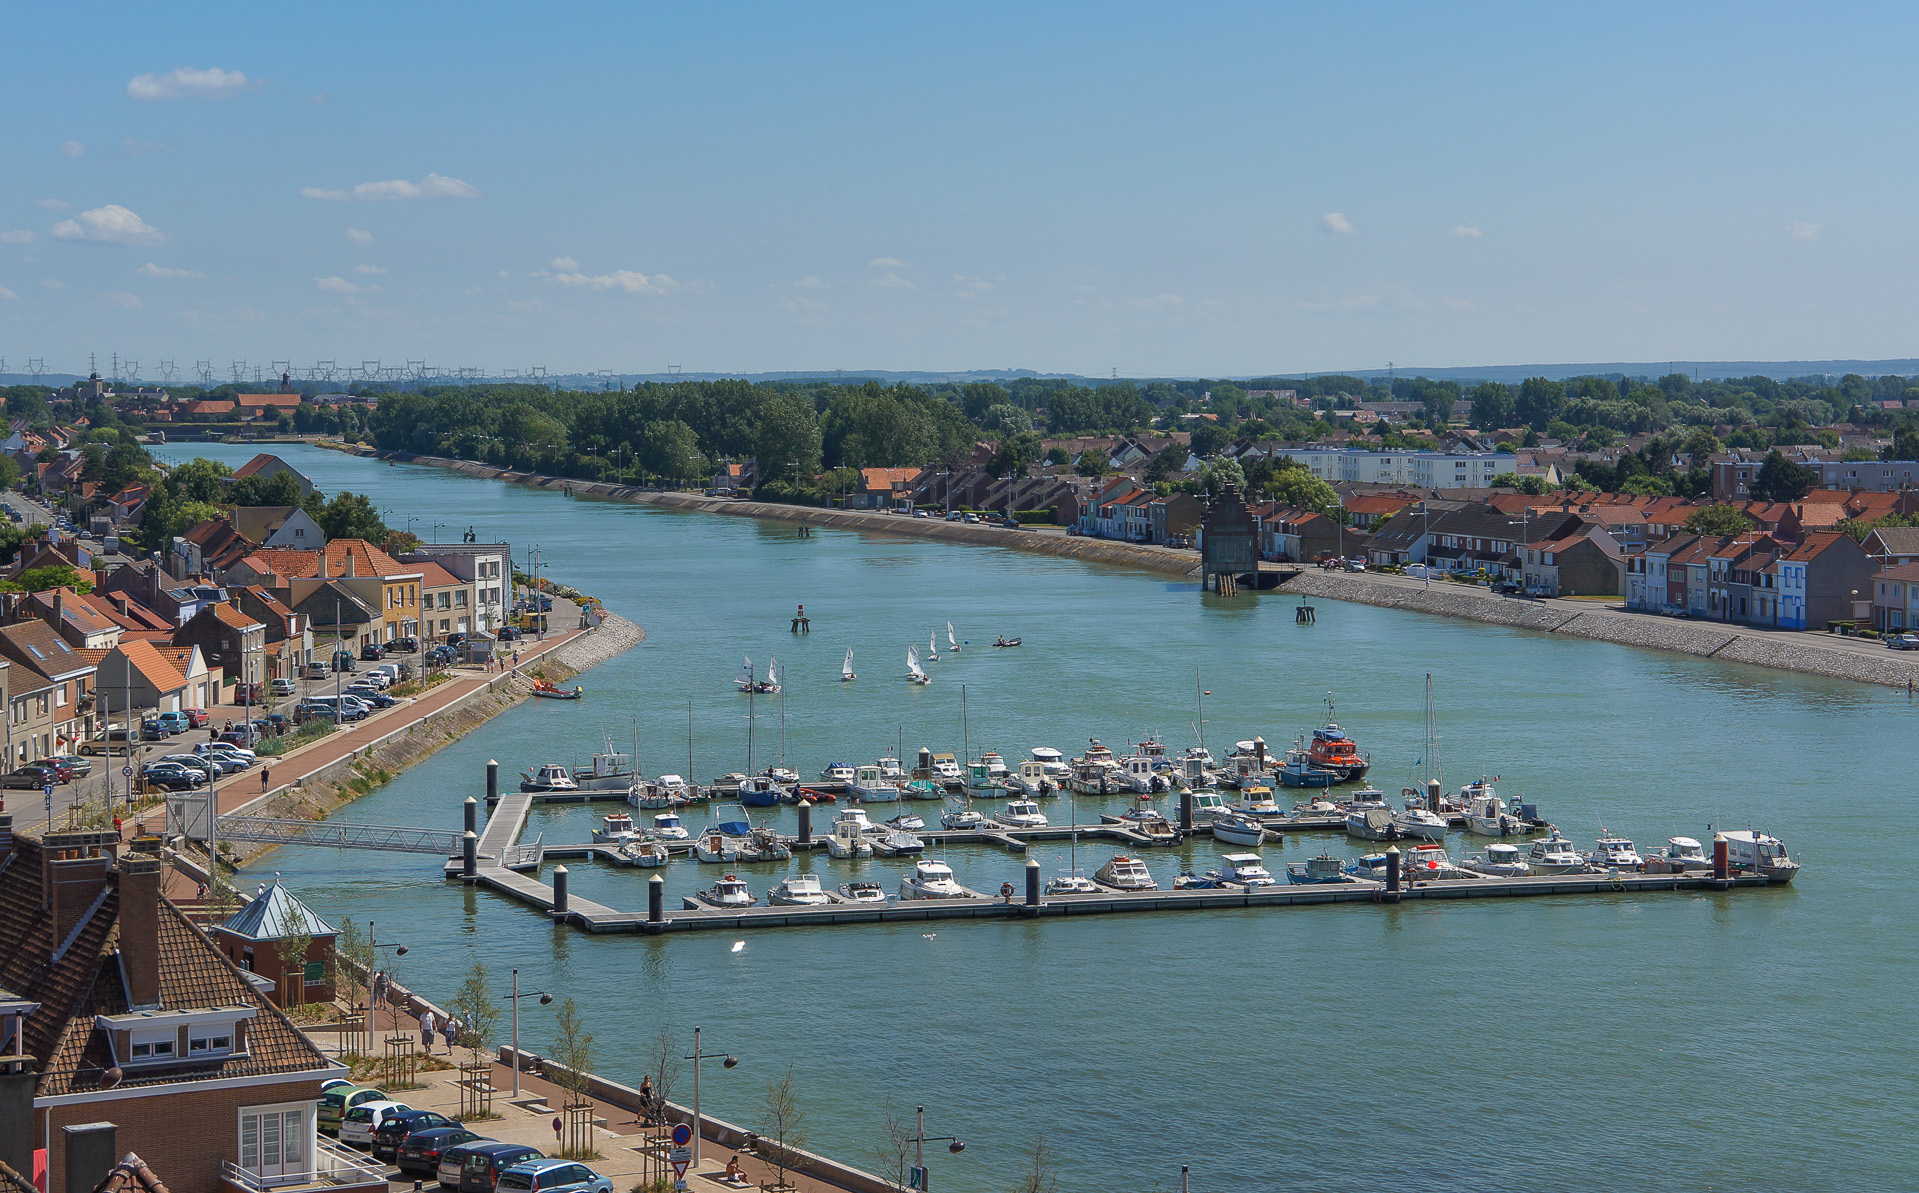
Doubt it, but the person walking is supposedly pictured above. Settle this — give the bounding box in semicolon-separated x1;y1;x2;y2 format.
260;767;271;793
445;1015;461;1054
372;970;389;1008
419;1008;436;1051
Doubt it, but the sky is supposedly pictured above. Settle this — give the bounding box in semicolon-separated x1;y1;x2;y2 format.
3;1;1918;380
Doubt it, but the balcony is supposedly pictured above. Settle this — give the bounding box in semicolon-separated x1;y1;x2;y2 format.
220;1137;388;1193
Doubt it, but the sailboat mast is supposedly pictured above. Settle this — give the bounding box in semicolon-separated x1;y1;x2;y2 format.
747;671;755;773
962;684;969;768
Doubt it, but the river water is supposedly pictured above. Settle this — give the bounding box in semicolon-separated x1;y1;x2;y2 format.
165;445;1912;1192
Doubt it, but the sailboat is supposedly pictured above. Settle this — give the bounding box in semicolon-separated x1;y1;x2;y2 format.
947;621;960;655
841;648;856;682
906;645;931;685
1045;787;1098;894
943;683;984;827
735;655;754;694
927;629;941;663
765;656;782;695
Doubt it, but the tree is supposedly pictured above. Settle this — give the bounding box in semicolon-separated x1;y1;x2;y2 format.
333;917;374;1019
1684;504;1757;536
271;895;314;1013
448;961;502;1065
1074;449;1110;477
1012;1136;1058;1193
1884;429;1919;461
549;997;594;1103
1747;450;1816;503
165;457;233;503
1264;462;1338;514
751;392;823;481
229;470;305;507
1514;377;1565;429
873;1100;915;1193
4;564;93;594
759;1064;808;1190
318;491;389;542
980;403;1033;436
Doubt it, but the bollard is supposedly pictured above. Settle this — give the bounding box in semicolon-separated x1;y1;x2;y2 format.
648;874;664;924
462;830;477;880
464;795;478;835
797;799;813;847
1025;856;1040;910
1179;789;1193;832
918;747;932;771
551;865;569;917
1426;779;1441;813
486;759;499;805
1385;846;1401;893
1712;833;1729;881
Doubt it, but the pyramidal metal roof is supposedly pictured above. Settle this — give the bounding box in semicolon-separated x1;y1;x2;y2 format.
216;882;336;941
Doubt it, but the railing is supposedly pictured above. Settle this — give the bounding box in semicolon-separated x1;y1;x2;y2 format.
220;1138;388;1192
502;832;543;871
214;814;459;855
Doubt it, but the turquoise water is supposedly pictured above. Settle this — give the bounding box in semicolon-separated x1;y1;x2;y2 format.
170;445;1915;1192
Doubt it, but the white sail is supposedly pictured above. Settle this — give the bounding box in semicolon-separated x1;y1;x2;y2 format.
947;621;958;649
842;648;855;679
768;656;780;687
907;645;928;681
737;655;753;685
928;629;940;660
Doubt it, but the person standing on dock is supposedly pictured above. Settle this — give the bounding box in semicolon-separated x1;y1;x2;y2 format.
445;1015;461;1054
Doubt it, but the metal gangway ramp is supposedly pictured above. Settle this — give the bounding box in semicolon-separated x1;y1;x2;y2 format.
215;814;459;855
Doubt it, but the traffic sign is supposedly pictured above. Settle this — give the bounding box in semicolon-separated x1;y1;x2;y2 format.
669;1159;690;1180
670;1124;692;1147
122;766;133;777
673;1182;686;1193
42;783;53;797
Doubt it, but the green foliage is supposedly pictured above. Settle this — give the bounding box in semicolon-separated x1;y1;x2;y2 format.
0;522;38;565
272;895;314;1012
3;564;93;594
1515;377;1565;429
1074;449;1110;477
1885;429;1919;461
229;470;306;507
317;491;389;542
1747;449;1817;503
1489;472;1549;495
1684;504;1758;536
448;961;502;1061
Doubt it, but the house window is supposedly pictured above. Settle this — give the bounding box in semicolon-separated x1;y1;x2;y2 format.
188;1031;233;1055
303;960;325;985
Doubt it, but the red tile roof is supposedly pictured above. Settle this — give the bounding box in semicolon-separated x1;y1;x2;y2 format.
113;639;187;693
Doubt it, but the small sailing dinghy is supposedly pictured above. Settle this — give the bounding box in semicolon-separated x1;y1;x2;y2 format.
928;629;941;663
841;648;856;682
947;621;960;654
906;645;931;685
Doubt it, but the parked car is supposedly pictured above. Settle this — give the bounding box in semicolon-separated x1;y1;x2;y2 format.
1000;517;1022;529
1886;632;1919;650
318;1085;391;1136
389;637;420;653
497;1160;612;1193
1;764;65;789
371;1110;464;1162
397;1127;488;1176
79;728;139;756
162;753;227;778
361;642;386;661
331;650;359;672
304;661;332;680
52;754;92;778
155;710;191;735
340;1100;413;1148
221;724;265;747
345;688;399;709
193;742;256;767
443;1143;543;1193
446;632;470;649
270;677;298;697
496;627;521;642
138;762;204;791
182;708;210;728
962;512;980;523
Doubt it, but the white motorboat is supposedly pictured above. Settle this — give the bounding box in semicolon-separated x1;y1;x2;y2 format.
1218;852;1277;887
1188;791;1230;824
975;752;1010;783
1232;784;1282;816
1463;780;1525;836
1402;844;1471;880
630;774;692;808
740;826;792;862
1006;761;1056;798
1210;812;1266;848
1116;754;1169;793
1527;832;1590;874
1591;831;1644;871
520;763;580;794
591;812;640;843
768;874;832;905
1717;829;1800;884
1461;842;1530;877
847;764;902;803
570;749;638;791
764;765;800;786
899;859;972;900
870;827;925;857
906;645;931;685
1288;796;1341;818
1345;808;1398;842
1044;870;1100;895
1645;835;1711;873
1348;783;1390;804
1068;741;1120;795
887;811;927;832
819;762;856;784
694;830;742;864
651;812;689;841
876;755;909;783
940;804;987;830
1392;807;1449;842
695;875;755;908
841;648;856;682
1094;853;1158;892
930;753;965;789
1029;747;1070;781
839;881;888;903
826;809;875;858
998;799;1049;829
619;839;669;867
1287;854;1362;885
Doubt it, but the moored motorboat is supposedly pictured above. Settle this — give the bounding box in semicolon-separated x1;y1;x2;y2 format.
1116;754;1169;793
1590;830;1644;871
998;800;1048;829
1006;761;1056;798
1232;783;1282;817
1188;791;1230;824
1287;854;1362;885
591;811;639;843
899;859;973;900
695;875;755;908
1345;808;1398;842
1644;836;1711;873
570;749;637;790
1029;747;1069;782
520;763;581;794
1307;701;1370;779
847;764;902;803
1210;812;1266;848
819;762;856;785
1718;829;1800;884
839;881;888;903
618;839;669;867
738;774;787;808
1402;843;1471;880
1173;871;1228;889
1277;745;1340;789
940;804;987;830
651;811;690;840
768;874;831;905
886;811;927;832
1393;807;1449;842
694;830;741;864
1046;869;1101;895
1462;780;1526;836
870;827;925;857
1461;843;1530;877
1218;852;1277;887
529;680;584;699
740;825;792;862
1094;853;1158;891
1526;832;1590;874
827;809;875;858
1288;795;1341;818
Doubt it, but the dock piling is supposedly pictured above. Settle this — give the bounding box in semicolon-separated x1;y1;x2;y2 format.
1024;857;1040;913
551;865;569;918
487;759;499;805
464;795;477;835
1712;833;1729;880
797;799;813;846
462;830;477;881
1385;846;1401;897
1426;779;1441;813
1179;789;1193;832
648;874;664;928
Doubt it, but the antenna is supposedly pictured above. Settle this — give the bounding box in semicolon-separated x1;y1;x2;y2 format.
316;360;336;382
110;352;121;381
668;364;682;376
271;359;291;379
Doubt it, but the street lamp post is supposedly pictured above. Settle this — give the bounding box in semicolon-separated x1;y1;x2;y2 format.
685;1026;738;1168
364;922;408;1050
508;967;554;1097
910;1105;966;1191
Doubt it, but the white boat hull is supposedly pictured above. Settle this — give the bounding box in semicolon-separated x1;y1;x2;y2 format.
1210;823;1265;847
899;880;973;901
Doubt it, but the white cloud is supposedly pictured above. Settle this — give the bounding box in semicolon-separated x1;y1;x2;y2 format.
345;227;375;245
0;285;16;300
550;257;580;271
126;67;250;101
0;231;33;244
301;173;480;202
950;274;993;292
59;141;85;158
41;278;64;290
315;275;363;294
1129;293;1184;311
1452;224;1483;238
868;257;905;268
791;276;824;289
548;268;671;294
1787;221;1822;240
122;138;173;157
51;204;163;246
104;291;143;310
137;262;203;279
869;272;913;290
34;199;69;211
1320;212;1356;235
352;263;386;275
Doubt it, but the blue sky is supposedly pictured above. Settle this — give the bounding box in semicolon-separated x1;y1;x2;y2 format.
3;2;1916;378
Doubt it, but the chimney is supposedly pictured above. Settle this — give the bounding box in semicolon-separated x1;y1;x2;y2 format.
117;854;163;1009
42;831;118;946
115;593;130;616
343;551;355;578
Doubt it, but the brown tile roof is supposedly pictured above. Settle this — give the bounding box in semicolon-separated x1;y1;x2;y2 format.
1782;530;1857;563
236;546;322;580
234;394;302;411
0;836;333;1098
240;585;294;619
113;639;187;693
30;588;119;638
1878;561;1919;582
209;602;263;631
0;618;95;680
81;592;172;633
321;538;412;579
415;560;461;589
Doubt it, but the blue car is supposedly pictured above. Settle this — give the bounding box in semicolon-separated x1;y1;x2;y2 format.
496;1159;611;1193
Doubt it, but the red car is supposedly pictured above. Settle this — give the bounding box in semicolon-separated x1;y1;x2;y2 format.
183;709;210;728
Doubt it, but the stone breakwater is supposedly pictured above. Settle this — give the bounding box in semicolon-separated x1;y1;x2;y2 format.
367;447;1919;691
1285;570;1919;690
